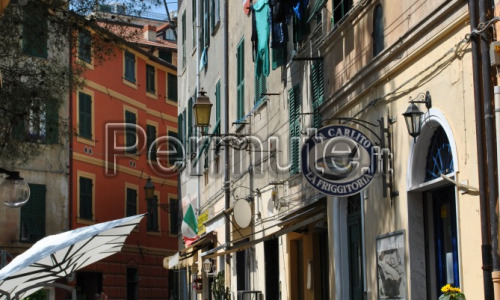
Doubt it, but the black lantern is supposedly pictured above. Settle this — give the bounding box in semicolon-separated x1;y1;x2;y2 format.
402;91;432;141
144;176;155;200
193;90;212;128
402;103;424;141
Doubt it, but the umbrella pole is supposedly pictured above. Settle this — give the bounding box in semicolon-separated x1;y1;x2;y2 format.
0;289;10;300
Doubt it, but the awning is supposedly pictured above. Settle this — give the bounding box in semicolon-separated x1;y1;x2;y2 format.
201;210;326;259
164;232;217;269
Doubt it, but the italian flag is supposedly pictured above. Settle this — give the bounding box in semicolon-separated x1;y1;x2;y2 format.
181;195;198;246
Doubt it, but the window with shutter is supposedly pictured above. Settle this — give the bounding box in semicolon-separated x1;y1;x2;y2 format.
187;97;193;156
168;73;178;102
78;92;92;140
79;177;93;220
333;0;353;25
22;2;47;58
236;39;245;121
373;4;384;57
146;125;157;161
255;74;267;105
310;60;324;128
203;0;210;47
169;198;178;234
124;51;136;83
215;80;221;136
168;131;180;165
272;47;287;70
147;196;159;232
289;85;301;174
178;112;185;153
146;64;156;94
126;188;137;217
20;184;46;243
45;104;59;144
125;111;137;154
192;0;196;48
78;29;92;63
159;50;172;63
182;11;187;68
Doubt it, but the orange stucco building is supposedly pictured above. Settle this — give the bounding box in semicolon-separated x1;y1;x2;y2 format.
69;22;178;300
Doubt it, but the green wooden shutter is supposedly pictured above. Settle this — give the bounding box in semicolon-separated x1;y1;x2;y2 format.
168;73;178;101
22;3;48;58
187;98;193;156
126;188;137;217
169;131;179;165
255;74;267;105
272;47;287;70
78;92;92;139
79;177;93;220
20;184;46;242
147;196;159;231
237;39;245;120
310;60;324;128
215;80;221;136
125;111;136;154
210;0;215;33
147;125;157;161
124;51;136;83
178;111;184;152
289;86;301;174
78;29;92;63
204;0;210;47
146;64;155;93
170;198;178;234
46;103;59;144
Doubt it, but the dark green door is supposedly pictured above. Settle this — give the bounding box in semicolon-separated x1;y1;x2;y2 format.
348;195;363;300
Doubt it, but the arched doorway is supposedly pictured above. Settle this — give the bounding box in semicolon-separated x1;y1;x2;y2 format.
407;111;460;300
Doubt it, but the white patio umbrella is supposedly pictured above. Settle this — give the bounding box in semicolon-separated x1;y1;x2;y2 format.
0;214;144;300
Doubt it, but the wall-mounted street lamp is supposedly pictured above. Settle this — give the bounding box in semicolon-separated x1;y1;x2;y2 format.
202;258;216;276
402;91;432;141
0;168;30;208
193;90;213;128
144;176;155;200
144;176;177;213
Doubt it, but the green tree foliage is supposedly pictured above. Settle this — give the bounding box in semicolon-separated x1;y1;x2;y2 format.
0;0;164;164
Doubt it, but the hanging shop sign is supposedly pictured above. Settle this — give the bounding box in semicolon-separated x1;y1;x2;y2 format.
301;125;377;197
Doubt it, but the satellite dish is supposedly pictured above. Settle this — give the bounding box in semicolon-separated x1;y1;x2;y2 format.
233;199;252;228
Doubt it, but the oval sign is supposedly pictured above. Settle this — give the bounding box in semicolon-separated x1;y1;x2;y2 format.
301;125;377;197
233;199;252;228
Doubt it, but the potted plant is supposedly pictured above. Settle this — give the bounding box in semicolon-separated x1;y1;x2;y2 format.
211;270;230;300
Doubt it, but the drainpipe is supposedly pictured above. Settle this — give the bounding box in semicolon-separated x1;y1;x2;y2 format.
68;28;74;232
469;0;493;298
196;0;201;217
223;0;230;269
479;1;500;298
